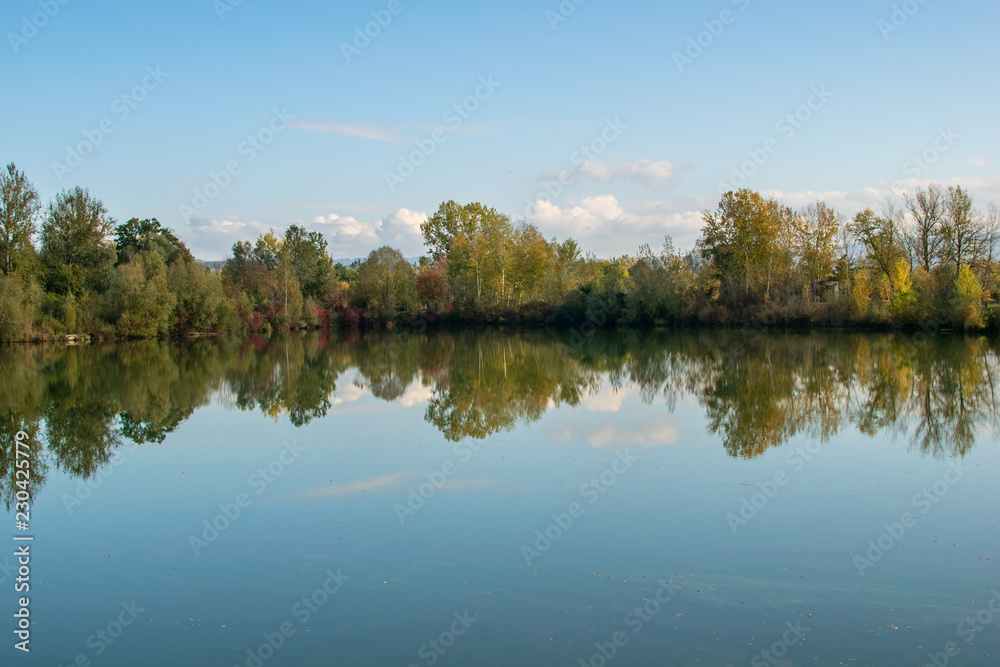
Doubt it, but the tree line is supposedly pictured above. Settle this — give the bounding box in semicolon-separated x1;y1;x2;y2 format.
2;161;999;342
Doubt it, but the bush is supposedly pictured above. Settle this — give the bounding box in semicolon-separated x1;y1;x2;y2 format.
110;252;176;338
302;296;319;328
0;275;40;342
952;265;983;329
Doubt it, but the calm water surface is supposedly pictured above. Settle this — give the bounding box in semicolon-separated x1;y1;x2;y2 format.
3;330;999;666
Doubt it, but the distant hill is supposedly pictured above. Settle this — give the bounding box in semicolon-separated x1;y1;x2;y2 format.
197;259;226;271
195;257;421;271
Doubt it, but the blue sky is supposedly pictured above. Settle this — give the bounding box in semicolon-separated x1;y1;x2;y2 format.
2;0;998;259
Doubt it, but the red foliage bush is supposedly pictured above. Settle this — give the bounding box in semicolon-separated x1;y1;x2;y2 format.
248;311;266;333
337;306;360;329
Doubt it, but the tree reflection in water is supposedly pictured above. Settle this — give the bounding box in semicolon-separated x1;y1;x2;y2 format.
2;330;997;506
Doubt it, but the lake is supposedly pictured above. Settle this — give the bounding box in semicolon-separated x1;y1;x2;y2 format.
3;329;1000;666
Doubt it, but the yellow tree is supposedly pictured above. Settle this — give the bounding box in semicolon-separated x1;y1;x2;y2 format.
848;204;906;300
510;222;553;304
421;201;513;313
790;201;843;282
699;189;788;303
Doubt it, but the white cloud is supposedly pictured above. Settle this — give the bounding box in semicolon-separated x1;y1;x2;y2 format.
967;157;988;167
297;472;410;500
296;473;491;501
184;216;270;259
182;208;427;260
289;119;395;142
578;158;678;189
764;173;1000;219
313;208;427;258
381;208;428;246
540;157;679;191
528;195;705;255
313;213;381;251
332;383;368;405
398;381;434;407
550;416;681;449
583;385;630;413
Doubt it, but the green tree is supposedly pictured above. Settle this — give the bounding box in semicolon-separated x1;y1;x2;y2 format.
0;163;41;277
548;237;584;302
39;187;116;296
111;251;177;338
0;274;41;341
114;217;188;265
273;250;304;329
510;222;553;304
222;240;275;315
421;201;513;312
625;238;697;326
352;246;417;318
253;230;282;271
283;225;333;297
167;258;231;333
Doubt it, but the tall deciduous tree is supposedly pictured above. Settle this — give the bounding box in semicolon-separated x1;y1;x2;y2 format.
352;246;417;317
904;184;945;272
939;185;985;273
0;163;41;277
39;187;116;296
700;189;788;302
283;224;333;297
511;222;553;303
253;230;283;271
421;201;513;311
111;251;176;338
790;201;843;283
848;204;906;296
114;217;188;265
416;261;450;308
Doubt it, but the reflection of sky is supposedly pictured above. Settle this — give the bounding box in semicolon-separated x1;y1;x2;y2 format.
16;373;1000;666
